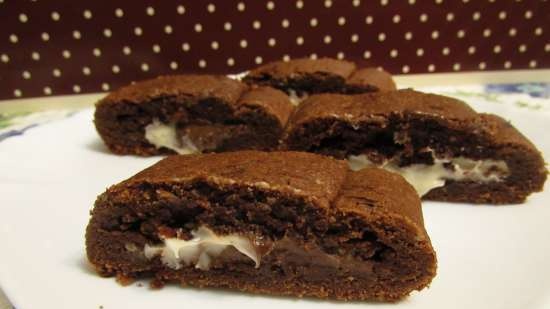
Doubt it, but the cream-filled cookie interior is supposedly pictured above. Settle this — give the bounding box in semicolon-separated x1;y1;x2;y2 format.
144;226;260;270
348;154;509;196
144;119;198;155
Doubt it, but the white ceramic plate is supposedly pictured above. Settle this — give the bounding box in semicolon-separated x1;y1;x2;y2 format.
1;100;549;309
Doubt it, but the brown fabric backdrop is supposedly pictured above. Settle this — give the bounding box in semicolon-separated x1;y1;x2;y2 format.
0;0;548;100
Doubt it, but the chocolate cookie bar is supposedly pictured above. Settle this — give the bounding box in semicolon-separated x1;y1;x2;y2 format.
94;75;293;156
86;151;437;301
243;58;396;105
283;90;547;204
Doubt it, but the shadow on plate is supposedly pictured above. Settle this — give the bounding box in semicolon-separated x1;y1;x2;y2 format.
86;138;111;154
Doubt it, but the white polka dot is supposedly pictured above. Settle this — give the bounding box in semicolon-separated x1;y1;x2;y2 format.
336;51;344;59
378;32;386;41
240;39;248;48
224;22;232;31
13;89;22;97
101;83;110;91
73;85;81;93
266;1;275;10
324;0;332;8
308;18;319;27
83;9;92;19
446;12;454;21
457;29;465;38
498;11;507;20
283;55;290;62
390;49;398;58
227;58;235;66
177;5;185;14
103;28;112;38
310;53;318;60
363;50;371;59
529;60;537;68
19;13;28;23
164;25;173;34
478;62;486;70
51;11;60;21
416;48;424;56
524;10;532;19
9;34;18;43
207;3;216;13
93;48;101;57
493;45;501;54
146;6;155;16
62;50;71;59
472;11;481;20
141;63;149;72
442;47;450;55
115;8;124;17
402;65;410;73
1;54;8;63
253;20;261;29
43;87;52;95
419;13;428;22
428;64;436;72
545;44;550;52
296;36;304;45
365;16;373;24
112;65;120;74
431;30;439;39
534;27;543;36
468;46;476;54
182;43;190;51
22;70;31;79
134;27;143;36
351;34;359;42
170;61;178;70
296;0;304;8
199;59;207;68
508;28;517;37
82;66;91;75
281;19;290;28
409;0;415;4
237;2;245;11
122;46;131;55
392;15;401;23
338;16;346;26
255;56;263;64
194;24;203;32
518;44;527;53
323;35;332;44
504;61;512;69
42;32;50;41
31;52;40;61
453;63;461;71
380;0;388;5
268;38;276;46
72;30;81;39
404;31;413;40
152;44;161;53
483;28;491;37
211;41;219;50
353;0;361;6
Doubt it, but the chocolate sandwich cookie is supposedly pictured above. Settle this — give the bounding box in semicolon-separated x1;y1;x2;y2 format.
86;151;436;301
94;75;293;156
283;90;547;204
243;58;396;105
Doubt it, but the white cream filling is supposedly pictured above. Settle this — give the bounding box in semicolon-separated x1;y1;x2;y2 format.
144;226;260;271
348;154;509;196
288;89;308;106
144;119;198;154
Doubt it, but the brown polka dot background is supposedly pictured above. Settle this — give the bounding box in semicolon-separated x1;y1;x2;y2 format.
1;0;548;99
